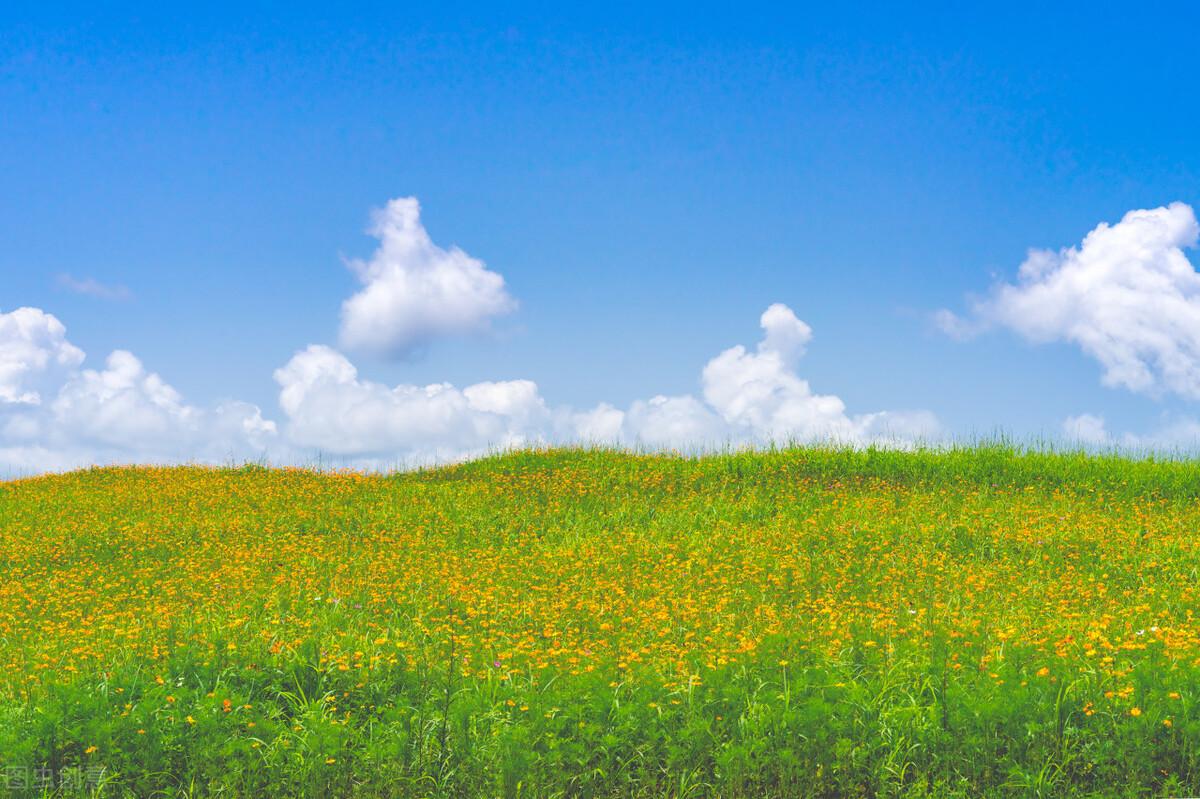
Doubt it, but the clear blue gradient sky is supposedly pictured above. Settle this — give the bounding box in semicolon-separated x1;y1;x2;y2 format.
2;2;1199;467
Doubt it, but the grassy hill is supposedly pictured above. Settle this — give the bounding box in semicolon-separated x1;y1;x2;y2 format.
3;446;1200;797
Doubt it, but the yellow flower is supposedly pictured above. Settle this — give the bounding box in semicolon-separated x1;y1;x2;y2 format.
1130;707;1142;717
1036;667;1050;677
84;745;98;755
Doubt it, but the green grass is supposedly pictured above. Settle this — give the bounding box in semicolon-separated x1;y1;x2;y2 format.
2;444;1200;797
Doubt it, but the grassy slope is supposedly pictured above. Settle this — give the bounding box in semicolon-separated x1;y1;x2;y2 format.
2;446;1200;797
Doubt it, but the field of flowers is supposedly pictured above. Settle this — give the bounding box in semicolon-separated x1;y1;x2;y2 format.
3;446;1200;797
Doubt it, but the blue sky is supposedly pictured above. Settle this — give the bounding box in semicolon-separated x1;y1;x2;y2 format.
2;2;1200;469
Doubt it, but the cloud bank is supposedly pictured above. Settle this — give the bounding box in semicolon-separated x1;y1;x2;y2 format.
0;307;278;473
0;299;937;474
274;302;940;465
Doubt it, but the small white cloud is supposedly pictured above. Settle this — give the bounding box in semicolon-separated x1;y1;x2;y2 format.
942;203;1200;398
0;307;85;405
56;274;133;301
700;304;857;441
1062;413;1110;445
339;197;517;358
689;303;940;446
758;302;812;359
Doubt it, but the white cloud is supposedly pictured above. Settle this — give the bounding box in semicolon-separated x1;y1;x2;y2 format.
0;195;942;473
56;274;133;301
700;303;859;440
0;308;278;473
339;197;517;358
274;303;941;463
569;403;625;443
620;395;729;449
679;303;938;446
1062;413;1110;445
940;203;1200;398
49;350;277;458
1136;418;1200;449
274;345;549;463
0;307;85;405
1060;412;1200;451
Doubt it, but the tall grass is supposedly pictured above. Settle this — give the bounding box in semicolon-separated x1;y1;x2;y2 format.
2;445;1200;797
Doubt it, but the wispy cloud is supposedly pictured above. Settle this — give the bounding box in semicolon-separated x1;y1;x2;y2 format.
56;274;133;301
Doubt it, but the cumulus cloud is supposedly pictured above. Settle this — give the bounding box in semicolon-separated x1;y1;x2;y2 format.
700;303;859;440
679;303;938;446
274;344;548;463
48;350;277;458
0;299;939;473
940;203;1200;398
274;303;941;463
0;307;85;405
2;187;945;473
0;307;278;473
339;197;517;358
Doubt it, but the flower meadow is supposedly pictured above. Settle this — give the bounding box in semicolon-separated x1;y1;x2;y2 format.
4;446;1200;797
